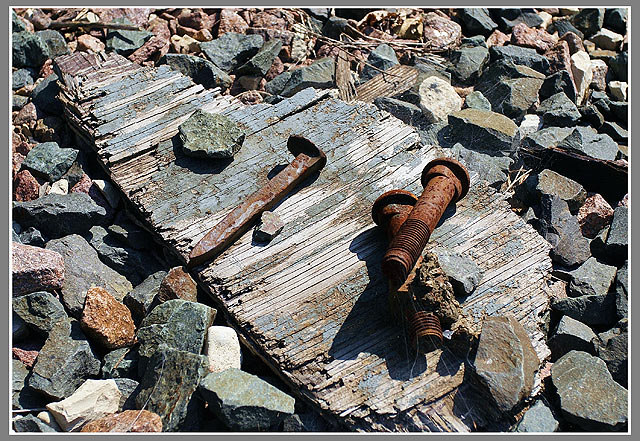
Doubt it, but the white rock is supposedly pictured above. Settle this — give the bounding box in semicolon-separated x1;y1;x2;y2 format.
570;51;593;106
538;11;553;29
205;326;242;373
36;411;62;431
559;8;580;15
92;179;119;208
48;179;68;195
519;114;542;139
46;379;122;432
608;81;628;101
418;76;463;123
591;28;624;51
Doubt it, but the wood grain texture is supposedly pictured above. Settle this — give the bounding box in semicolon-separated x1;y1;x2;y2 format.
55;52;553;432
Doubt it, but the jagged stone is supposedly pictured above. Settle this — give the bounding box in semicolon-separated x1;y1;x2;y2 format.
123;270;167;323
12;291;67;337
567;257;617;297
179;109;245;159
45;234;132;318
253;211;285;242
557;126;618;161
450;143;513;188
280;57;335;97
81;287;136;350
28;320;101;400
14;193;106;239
160;54;232;90
551;293;617;326
515;400;559;432
431;247;482;295
136;299;216;376
548;315;596;359
458;8;498;35
551;350;627;430
12;242;65;296
537;92;581;126
12;31;49;68
472;316;539;412
236;38;283;77
521;127;573;150
21;142;78;182
360;43;399;82
447;108;518;154
135;345;209;431
198;368;296;431
489;45;550;73
200;32;263;73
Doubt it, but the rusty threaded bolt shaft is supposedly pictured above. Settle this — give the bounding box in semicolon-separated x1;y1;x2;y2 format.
382;157;470;283
408;310;443;352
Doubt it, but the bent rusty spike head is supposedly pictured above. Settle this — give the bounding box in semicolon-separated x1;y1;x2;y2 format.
382;157;470;283
188;135;326;267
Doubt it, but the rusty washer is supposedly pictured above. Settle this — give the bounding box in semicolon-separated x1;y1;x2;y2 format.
382;157;470;283
372;189;419;241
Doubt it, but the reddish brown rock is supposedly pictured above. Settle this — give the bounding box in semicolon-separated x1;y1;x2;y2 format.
76;34;105;53
486;29;510;47
15;13;35;32
177;8;213;31
217;9;249;36
128;37;168;64
70;173;92;194
560;31;585;55
544;40;574;75
248;10;294;46
12;242;65;296
39;59;54;78
14;102;38;127
157;267;198;303
577;193;614;239
29;8;52;30
80;410;163;432
12;347;39;369
193;29;213;42
511;23;558;53
13;152;25;179
13;169;40;202
237;90;264;105
80;287;136;350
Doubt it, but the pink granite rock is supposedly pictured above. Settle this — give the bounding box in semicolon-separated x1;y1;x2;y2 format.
560;31;585;55
76;34;105;53
577;193;614;239
217;9;249;36
511;23;557;53
13;152;25;179
487;29;510;47
12;242;65;296
70;173;92;194
80;287;136;350
13;169;40;202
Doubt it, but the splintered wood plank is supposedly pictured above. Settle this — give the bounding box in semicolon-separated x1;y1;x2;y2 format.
55;52;553;432
355;64;419;103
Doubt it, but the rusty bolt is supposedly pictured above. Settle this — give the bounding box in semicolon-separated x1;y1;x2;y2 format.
382;157;470;283
371;189;418;241
408;310;443;352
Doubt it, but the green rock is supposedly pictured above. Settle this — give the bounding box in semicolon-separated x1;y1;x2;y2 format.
571;8;605;38
101;347;139;380
489;45;549;74
464;91;491;111
236;38;283;77
12;10;30;33
136;299;216;376
605;206;628;261
32;73;63;115
12;68;35;90
521;169;586;213
13;31;50;68
515;400;559;432
265;71;292;96
568;257;617;297
179;110;245;159
22;142;78;182
12;291;67;337
105;18;153;56
280;57;335;97
12;359;47;411
135;345;209;431
200;32;264;73
447;108;518;154
198;368;295;431
36;30;69;58
161;54;232;90
28;319;101;400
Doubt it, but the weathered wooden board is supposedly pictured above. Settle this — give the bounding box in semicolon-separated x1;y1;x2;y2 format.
55;52;553;432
